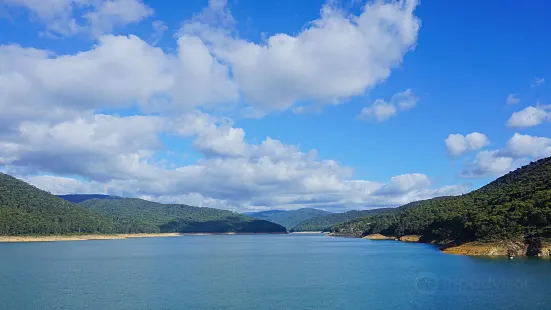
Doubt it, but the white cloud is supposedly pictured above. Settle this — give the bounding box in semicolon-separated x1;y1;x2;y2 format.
445;132;490;157
0;34;239;134
506;94;520;105
461;150;519;178
358;89;418;121
507;133;551;160
4;111;466;212
6;114;166;181
507;106;550;128
374;173;431;196
2;0;153;37
531;77;545;88
0;0;470;212
181;0;420;112
393;89;419;110
459;132;551;179
358;99;397;121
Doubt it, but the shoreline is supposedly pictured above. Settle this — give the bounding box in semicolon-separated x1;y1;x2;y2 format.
0;233;184;243
290;231;324;234
338;233;551;258
0;232;288;243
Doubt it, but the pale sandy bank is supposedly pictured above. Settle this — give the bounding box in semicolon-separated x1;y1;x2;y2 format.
290;231;323;234
0;233;183;243
398;235;421;242
442;241;551;257
363;234;396;240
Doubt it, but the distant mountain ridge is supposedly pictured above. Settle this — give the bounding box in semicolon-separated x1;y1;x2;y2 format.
81;198;286;234
246;208;332;230
291;208;396;232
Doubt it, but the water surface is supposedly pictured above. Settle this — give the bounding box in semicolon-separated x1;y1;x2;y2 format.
1;234;550;309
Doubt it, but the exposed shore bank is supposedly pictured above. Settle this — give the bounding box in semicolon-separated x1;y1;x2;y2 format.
290;231;324;234
0;233;184;243
441;241;551;257
338;233;551;258
0;232;289;243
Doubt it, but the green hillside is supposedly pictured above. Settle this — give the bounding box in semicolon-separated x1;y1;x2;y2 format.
291;208;395;232
0;173;118;235
0;173;286;235
80;198;287;234
332;157;551;245
246;208;332;230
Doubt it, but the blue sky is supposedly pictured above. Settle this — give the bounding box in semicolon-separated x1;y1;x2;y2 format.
0;0;550;212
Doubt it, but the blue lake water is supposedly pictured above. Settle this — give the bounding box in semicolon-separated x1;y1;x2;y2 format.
1;234;550;310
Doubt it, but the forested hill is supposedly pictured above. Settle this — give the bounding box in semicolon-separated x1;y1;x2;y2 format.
80;198;287;234
0;173;118;235
246;208;332;230
333;157;551;244
292;208;395;232
57;194;119;203
0;173;286;235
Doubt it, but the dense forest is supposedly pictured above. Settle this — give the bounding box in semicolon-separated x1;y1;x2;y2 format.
333;157;551;245
292;208;395;232
0;173;286;235
81;198;286;234
57;194;119;203
246;208;332;230
0;173;118;235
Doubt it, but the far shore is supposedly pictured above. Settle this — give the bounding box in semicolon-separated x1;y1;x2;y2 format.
0;233;184;243
0;232;288;243
290;231;324;234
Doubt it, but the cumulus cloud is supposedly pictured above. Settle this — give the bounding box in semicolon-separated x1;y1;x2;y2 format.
0;34;239;134
374;173;431;196
2;0;153;37
358;89;418;121
4;114;166;181
507;133;551;160
445;132;490;157
459;133;551;178
507;105;550;128
460;150;519;178
506;94;520;105
358;99;397;121
0;0;469;212
3;111;466;212
182;0;420;112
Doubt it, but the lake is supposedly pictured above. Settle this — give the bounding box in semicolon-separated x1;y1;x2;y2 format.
1;234;550;309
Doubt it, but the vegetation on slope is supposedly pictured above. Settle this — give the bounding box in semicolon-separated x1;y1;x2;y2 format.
332;157;551;245
0;173;286;235
0;173;118;235
57;194;119;203
81;198;287;234
291;208;395;232
246;208;332;230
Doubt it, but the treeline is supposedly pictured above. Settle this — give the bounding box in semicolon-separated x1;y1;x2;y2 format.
0;173;286;235
333;157;551;244
0;173;118;235
81;198;286;234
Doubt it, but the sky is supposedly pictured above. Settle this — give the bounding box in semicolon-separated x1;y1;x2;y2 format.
0;0;550;212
